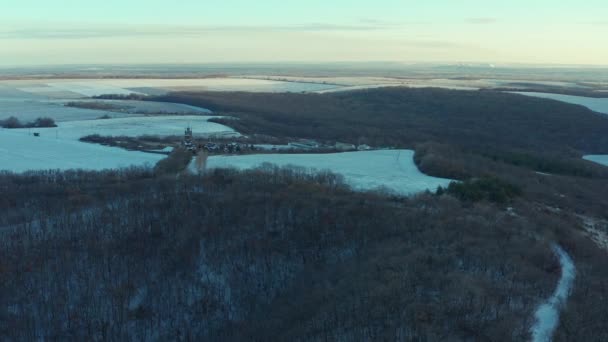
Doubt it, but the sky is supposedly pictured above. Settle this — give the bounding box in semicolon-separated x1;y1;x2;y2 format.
1;0;607;66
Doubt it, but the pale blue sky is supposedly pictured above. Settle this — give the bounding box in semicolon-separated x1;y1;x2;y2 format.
1;0;607;65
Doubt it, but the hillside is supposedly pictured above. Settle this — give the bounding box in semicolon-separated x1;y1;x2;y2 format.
3;167;606;341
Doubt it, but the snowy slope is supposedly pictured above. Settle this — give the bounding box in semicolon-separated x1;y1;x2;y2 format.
201;150;453;195
0;129;164;172
515;92;608;114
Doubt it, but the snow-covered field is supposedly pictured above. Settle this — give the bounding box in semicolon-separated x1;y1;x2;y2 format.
63;100;212;114
0;128;163;172
530;245;576;342
583;155;608;166
0;78;337;98
199;150;453;195
515;92;608;114
10;115;238;141
0;98;137;122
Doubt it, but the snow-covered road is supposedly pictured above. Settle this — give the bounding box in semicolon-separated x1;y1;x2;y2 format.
530;245;576;342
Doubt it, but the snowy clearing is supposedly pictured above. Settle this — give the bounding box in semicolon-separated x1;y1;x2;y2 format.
583;155;608;167
10;115;238;141
0;129;164;172
530;245;576;342
515;92;608;114
197;150;453;195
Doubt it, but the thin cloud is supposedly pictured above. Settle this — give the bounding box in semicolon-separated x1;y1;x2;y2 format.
465;17;498;24
0;23;391;40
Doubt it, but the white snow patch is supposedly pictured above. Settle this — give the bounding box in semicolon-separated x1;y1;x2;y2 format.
515;92;608;115
200;150;453;195
530;245;576;342
583;155;608;167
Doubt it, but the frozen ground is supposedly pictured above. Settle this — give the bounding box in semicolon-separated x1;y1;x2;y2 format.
515;92;608;114
10;115;238;141
583;155;608;166
197;150;453;195
0;128;164;172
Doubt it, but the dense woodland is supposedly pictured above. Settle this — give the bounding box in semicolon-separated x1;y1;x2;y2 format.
3;87;608;340
2;166;607;341
155;88;608;155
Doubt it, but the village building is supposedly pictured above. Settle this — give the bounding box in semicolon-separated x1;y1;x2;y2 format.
182;127;197;153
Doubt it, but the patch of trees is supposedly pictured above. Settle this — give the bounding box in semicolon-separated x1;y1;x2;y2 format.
437;177;522;204
153;147;192;174
80;134;178;152
0;116;57;128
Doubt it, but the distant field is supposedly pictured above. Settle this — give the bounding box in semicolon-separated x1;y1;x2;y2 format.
0;78;338;98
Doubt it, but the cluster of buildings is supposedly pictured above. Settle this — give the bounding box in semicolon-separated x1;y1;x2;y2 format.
182;127;374;155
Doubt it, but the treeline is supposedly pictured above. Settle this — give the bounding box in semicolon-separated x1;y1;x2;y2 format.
0;166;583;341
0;116;56;128
437;177;522;204
66;101;124;111
93;93;148;100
